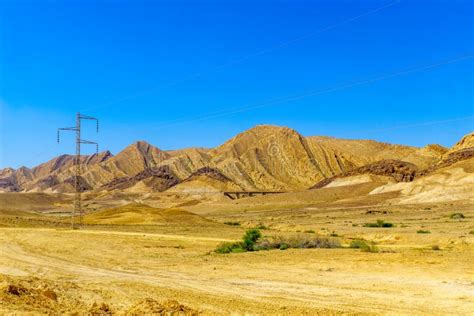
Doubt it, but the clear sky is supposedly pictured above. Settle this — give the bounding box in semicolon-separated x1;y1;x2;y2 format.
1;0;473;168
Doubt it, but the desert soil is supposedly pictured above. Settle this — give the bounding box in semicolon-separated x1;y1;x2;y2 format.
1;189;473;315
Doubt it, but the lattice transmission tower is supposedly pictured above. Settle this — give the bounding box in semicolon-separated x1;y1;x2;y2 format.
58;113;99;228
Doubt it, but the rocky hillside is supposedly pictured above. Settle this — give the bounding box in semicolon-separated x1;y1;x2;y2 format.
311;132;473;190
0;151;112;192
306;137;445;169
1;125;471;193
446;132;474;154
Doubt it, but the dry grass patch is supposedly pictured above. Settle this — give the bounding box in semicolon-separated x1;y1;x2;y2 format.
363;219;395;228
349;239;379;253
450;213;465;219
417;229;431;234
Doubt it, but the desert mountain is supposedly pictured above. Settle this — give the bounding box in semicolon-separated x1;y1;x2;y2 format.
208;126;341;190
445;132;474;156
1;125;471;193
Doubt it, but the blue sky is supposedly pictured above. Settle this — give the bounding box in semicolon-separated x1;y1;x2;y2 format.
0;0;473;168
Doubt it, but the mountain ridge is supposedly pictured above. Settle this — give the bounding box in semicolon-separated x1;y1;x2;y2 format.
1;125;471;193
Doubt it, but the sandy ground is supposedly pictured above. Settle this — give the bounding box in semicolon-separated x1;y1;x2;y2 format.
1;191;473;315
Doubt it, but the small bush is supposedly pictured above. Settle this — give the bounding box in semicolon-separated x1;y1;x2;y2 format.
350;239;369;249
349;239;379;253
215;242;244;254
224;221;241;226
215;228;262;253
431;245;441;251
230;247;246;253
417;230;431;234
255;224;268;230
469;230;474;235
363;219;395;228
330;231;339;237
305;230;315;234
279;243;289;250
450;213;465;219
242;228;262;250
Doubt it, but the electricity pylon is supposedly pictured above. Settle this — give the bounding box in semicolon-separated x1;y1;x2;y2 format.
58;113;99;229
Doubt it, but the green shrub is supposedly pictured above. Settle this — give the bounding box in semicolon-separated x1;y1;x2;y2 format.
363;219;395;228
224;221;241;226
469;230;474;235
350;239;369;249
279;243;289;250
215;228;262;253
417;230;431;234
450;213;465;219
215;242;244;254
349;239;379;253
431;245;441;251
330;231;339;237
231;246;246;253
242;228;262;250
305;230;315;233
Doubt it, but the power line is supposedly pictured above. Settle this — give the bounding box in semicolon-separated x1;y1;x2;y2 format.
355;116;474;133
81;0;401;112
142;53;474;131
